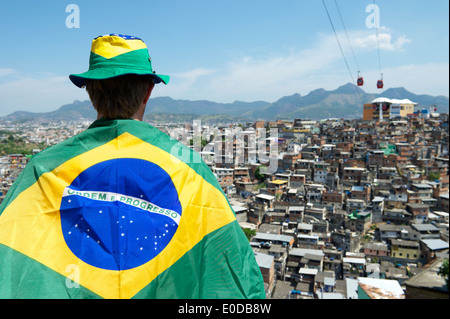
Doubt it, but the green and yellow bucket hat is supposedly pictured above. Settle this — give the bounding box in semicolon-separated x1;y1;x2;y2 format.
70;34;169;88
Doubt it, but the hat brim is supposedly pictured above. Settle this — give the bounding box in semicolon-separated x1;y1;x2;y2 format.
69;68;170;88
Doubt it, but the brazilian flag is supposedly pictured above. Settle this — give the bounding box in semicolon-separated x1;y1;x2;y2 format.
0;119;265;299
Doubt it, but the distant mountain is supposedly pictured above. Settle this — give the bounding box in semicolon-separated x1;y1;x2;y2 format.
381;87;449;109
146;97;270;116
1;83;448;122
0;98;269;123
1;100;96;122
243;83;449;120
244;83;371;120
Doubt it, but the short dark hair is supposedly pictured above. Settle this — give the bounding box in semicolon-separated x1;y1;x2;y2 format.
85;74;154;119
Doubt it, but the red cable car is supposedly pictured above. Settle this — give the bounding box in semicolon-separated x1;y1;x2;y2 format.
357;71;364;86
357;77;364;86
377;79;384;89
377;73;384;89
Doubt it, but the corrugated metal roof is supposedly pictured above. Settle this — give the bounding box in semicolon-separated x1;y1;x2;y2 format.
299;268;318;275
421;239;449;251
255;194;275;200
254;252;274;269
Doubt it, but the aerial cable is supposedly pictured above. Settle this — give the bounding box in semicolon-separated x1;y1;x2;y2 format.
373;0;384;88
375;24;382;76
334;0;361;77
321;0;355;86
322;0;364;101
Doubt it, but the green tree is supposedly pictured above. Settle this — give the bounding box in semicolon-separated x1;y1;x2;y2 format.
241;228;256;242
254;166;265;181
438;259;449;290
427;171;441;181
189;138;208;148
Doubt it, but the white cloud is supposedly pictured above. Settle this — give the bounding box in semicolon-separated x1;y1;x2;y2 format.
355;33;410;52
0;73;88;117
157;33;345;103
154;68;217;99
374;62;449;97
153;29;416;103
0;68;16;77
351;28;411;52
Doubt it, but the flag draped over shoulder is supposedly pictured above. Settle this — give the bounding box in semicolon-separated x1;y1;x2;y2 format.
0;118;265;299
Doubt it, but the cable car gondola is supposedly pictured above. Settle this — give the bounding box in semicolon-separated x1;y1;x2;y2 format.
357;74;364;86
356;70;364;86
377;73;384;89
377;79;384;89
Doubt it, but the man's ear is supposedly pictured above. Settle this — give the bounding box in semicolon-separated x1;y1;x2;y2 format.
143;83;155;105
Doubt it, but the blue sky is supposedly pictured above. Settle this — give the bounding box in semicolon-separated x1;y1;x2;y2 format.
0;0;448;116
